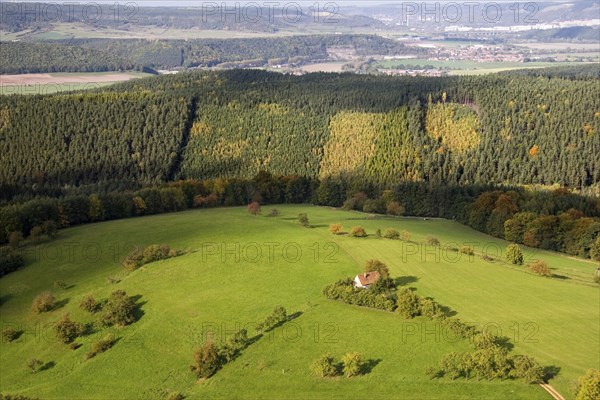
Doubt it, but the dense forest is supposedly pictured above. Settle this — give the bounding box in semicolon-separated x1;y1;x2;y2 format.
0;35;425;74
0;67;599;261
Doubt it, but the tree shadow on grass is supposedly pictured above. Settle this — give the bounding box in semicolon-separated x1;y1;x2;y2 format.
360;359;382;375
543;365;561;381
394;276;419;286
551;274;569;280
52;298;69;311
311;224;328;228
40;361;56;371
0;294;10;307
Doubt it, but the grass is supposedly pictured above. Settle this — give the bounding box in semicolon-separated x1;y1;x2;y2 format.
0;71;153;95
374;59;583;75
0;205;597;399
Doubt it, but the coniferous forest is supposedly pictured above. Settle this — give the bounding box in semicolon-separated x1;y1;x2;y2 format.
1;67;599;262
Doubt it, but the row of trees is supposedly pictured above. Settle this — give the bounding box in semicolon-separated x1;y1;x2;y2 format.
1;174;599;271
0;35;423;73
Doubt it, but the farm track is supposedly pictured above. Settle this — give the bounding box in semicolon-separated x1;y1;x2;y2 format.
540;383;566;400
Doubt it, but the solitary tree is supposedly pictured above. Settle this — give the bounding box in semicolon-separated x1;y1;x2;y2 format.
101;290;136;327
528;260;551;277
364;259;389;279
311;354;339;377
342;352;363;377
191;340;222;378
506;244;524;265
26;358;43;373
575;369;600;400
298;213;310;227
329;223;343;235
349;226;367;238
247;201;261;215
31;291;55;313
54;314;84;344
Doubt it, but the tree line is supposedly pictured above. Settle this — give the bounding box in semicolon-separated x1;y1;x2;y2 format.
0;35;425;74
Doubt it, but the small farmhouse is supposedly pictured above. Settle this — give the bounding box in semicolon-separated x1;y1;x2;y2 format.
353;271;381;289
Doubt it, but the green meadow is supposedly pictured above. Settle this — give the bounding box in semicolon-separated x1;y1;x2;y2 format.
0;205;597;399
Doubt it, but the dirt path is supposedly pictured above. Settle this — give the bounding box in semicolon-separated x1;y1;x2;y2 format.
540;383;566;400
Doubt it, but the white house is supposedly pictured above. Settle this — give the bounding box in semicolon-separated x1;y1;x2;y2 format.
353;271;381;289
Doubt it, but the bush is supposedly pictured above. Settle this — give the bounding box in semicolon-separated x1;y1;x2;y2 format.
374;228;382;238
31;291;55;313
528;260;551;277
80;294;100;313
29;226;44;242
142;244;169;264
329;223;343;235
575;369;600;400
298;213;309;227
53;280;68;290
123;244;178;271
54;314;84;344
348;226;367;238
460;246;474;256
323;279;396;312
247;201;261;215
386;201;404;216
256;306;287;333
506;244;524;265
342;352;363;377
419;298;444;319
400;230;411;241
166;392;185;400
191;340;223;378
268;208;279;217
122;246;144;270
2;327;19;342
0;247;25;276
311;354;339;377
8;231;23;248
510;355;545;384
363;199;384;214
220;329;249;362
396;288;421;319
101;290;136;327
26;358;43;374
86;334;116;359
426;236;440;246
383;228;400;240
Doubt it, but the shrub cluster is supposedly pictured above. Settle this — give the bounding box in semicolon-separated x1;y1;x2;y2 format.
383;228;400;240
323;279;396;312
80;294;101;313
329;223;343;235
256;306;287;333
31;291;55;313
348;226;367;238
528;260;551;277
101;290;136;327
0;247;25;277
191;328;251;378
2;328;19;342
122;244;182;271
311;352;365;378
86;334;116;359
54;314;84;344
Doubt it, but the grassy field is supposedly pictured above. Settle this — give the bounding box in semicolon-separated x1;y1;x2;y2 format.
0;71;153;95
0;205;597;399
374;59;580;75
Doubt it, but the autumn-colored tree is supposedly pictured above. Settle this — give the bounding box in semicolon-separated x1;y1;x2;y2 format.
247;201;261;215
349;226;367;238
364;259;389;279
386;201;405;216
528;260;551;277
329;223;343;235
